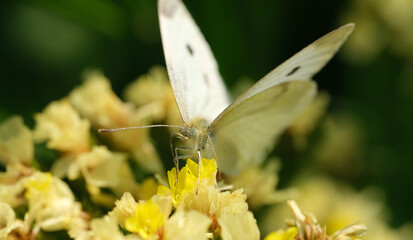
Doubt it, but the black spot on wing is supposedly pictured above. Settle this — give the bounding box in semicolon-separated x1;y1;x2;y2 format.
186;44;194;56
286;66;300;77
203;74;209;86
159;0;178;18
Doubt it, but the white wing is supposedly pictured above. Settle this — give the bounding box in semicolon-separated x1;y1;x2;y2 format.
211;81;316;175
158;0;231;124
210;24;354;175
229;23;354;110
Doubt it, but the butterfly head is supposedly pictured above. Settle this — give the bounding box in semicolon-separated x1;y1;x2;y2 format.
178;118;210;143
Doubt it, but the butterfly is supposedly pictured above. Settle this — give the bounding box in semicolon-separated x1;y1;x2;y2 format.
156;0;354;175
101;0;353;176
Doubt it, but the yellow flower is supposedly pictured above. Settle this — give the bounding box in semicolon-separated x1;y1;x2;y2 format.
81;215;129;240
156;158;259;239
69;70;163;173
110;192;172;231
110;192;138;228
33;99;90;154
25;172;52;198
186;158;217;184
125;200;165;239
157;158;216;206
0;116;33;165
158;165;197;206
264;227;298;240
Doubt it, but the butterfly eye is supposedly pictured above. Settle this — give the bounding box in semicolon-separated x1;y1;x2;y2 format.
186;44;194;56
188;127;199;139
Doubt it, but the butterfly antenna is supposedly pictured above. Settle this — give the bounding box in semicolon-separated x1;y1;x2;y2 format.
98;124;183;133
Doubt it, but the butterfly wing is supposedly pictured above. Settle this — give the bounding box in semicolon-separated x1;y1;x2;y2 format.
158;0;231;124
211;81;316;175
210;24;354;175
230;24;354;108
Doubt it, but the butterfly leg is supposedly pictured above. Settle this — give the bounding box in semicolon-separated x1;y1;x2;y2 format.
172;147;193;185
169;133;179;178
169;133;183;182
170;132;191;184
196;149;202;194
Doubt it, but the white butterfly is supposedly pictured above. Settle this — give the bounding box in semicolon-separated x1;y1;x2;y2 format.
156;0;354;175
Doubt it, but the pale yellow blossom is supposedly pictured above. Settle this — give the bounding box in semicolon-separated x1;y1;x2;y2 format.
180;184;259;240
76;146;138;195
163;209;211;240
151;194;173;222
69;70;163;173
0;116;33;166
285;200;366;240
261;177;408;240
218;211;260;240
24;171;87;235
33;99;90;154
69;70;136;128
0;202;23;240
181;185;248;220
110;192;138;228
227;159;292;209
76;215;141;240
65;146;139;206
124;66;183;127
0;167;30;207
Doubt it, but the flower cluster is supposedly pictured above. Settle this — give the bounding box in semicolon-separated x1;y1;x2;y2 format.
0;67;373;240
109;158;259;240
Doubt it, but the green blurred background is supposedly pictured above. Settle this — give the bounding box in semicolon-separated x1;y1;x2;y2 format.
1;0;412;229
